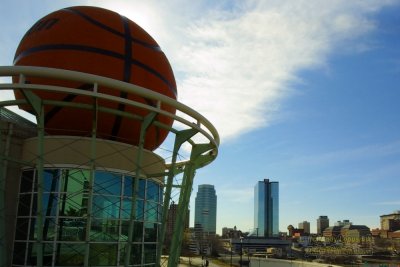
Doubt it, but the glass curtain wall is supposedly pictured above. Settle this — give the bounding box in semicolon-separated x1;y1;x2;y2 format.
269;182;279;237
12;168;163;266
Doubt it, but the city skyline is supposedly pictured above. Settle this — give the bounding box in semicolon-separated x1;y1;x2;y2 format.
1;0;400;235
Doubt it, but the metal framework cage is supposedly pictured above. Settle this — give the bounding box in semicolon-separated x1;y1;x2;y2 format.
0;66;219;267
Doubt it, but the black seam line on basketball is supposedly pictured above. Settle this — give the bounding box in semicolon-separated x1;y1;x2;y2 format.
13;44;177;97
63;7;162;52
110;16;132;139
122;16;132;83
44;83;93;123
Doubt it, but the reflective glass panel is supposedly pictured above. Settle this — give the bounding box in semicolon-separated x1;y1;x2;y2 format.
42;193;58;217
90;218;119;241
121;199;144;220
123;175;133;197
147;180;160;202
17;193;32;216
12;242;26;265
31;193;58;218
19;170;34;193
89;244;118;265
43;169;59;192
92;195;120;219
15;218;29;240
57;218;86;241
144;244;157;264
56;243;85;266
145;202;158;222
59;169;89;217
43;217;57;240
15;168;161;267
131;244;142;265
94;171;121;195
123;176;145;199
120;221;143;242
139;179;145;199
27;243;54;266
144;222;158;242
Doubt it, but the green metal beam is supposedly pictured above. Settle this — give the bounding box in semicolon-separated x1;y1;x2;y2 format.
18;74;42;115
167;162;195;267
157;129;198;266
18;71;46;267
167;143;214;267
36;107;45;267
84;93;98;267
0;121;12;267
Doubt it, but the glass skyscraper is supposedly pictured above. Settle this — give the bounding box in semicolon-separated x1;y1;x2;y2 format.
254;179;279;237
194;184;217;235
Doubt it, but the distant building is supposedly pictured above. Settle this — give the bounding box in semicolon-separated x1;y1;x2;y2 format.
222;226;242;239
380;210;400;231
230;237;290;254
340;225;371;244
298;221;310;234
166;202;189;242
323;226;342;239
287;225;304;237
317;216;329;235
254;179;279;237
371;211;400;239
194;184;217;235
334;220;352;227
323;224;371;244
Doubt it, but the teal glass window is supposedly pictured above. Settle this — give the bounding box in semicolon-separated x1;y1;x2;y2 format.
14;168;163;266
94;171;121;195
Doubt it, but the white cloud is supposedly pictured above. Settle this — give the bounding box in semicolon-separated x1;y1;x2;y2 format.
3;0;398;144
152;0;396;144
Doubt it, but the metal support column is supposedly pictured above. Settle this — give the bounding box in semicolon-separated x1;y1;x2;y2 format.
19;74;45;267
157;129;197;266
167;143;214;267
0;120;4;267
124;112;157;267
36;107;45;267
0;121;13;267
19;74;44;267
84;87;98;266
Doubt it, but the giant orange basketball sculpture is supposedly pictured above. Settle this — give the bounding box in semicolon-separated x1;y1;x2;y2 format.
13;6;177;150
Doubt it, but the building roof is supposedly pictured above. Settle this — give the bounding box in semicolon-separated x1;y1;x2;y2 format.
380;210;400;217
0;107;36;138
0;107;36;127
341;224;370;230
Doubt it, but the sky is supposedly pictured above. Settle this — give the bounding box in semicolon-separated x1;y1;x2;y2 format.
1;0;400;234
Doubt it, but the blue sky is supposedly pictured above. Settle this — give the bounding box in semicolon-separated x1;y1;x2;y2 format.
1;0;400;234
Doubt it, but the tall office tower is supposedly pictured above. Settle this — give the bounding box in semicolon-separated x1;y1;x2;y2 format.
194;184;217;235
254;179;279;237
298;221;311;234
317;216;330;235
